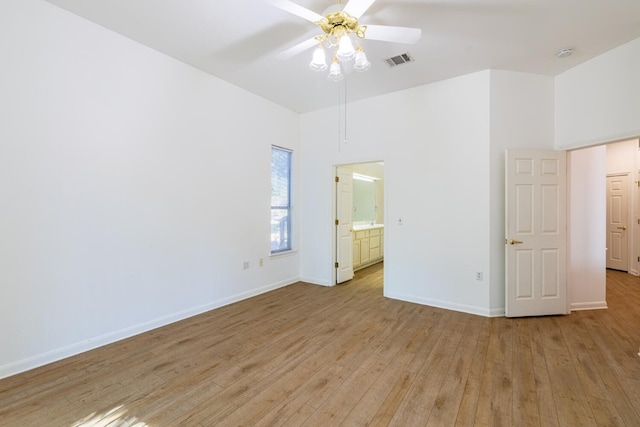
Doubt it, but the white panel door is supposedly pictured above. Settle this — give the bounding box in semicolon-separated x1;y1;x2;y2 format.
606;174;629;271
336;166;354;284
505;150;567;317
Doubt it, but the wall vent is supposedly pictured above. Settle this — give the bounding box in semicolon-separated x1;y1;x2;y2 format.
384;52;414;67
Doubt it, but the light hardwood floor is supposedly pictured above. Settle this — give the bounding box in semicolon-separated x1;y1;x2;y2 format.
1;263;640;426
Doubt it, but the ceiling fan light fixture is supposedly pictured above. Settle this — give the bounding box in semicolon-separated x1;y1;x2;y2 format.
309;45;328;71
327;57;344;81
271;0;421;81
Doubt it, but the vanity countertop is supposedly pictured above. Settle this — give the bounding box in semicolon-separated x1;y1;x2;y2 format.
353;224;384;231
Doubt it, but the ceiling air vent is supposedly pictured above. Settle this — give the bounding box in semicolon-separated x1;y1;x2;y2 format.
385;52;414;67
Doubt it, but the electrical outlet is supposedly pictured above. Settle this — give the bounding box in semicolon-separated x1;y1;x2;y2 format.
243;261;250;270
476;272;483;281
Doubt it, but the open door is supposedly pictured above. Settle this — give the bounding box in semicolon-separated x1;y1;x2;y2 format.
505;150;568;317
336;166;354;283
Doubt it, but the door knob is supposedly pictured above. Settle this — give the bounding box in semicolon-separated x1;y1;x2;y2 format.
507;239;523;245
617;226;627;230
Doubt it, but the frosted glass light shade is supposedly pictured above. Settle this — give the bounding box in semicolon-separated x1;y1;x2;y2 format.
354;49;371;72
336;35;355;61
309;46;327;71
327;60;343;81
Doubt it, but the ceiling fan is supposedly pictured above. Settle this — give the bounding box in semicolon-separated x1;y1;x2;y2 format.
269;0;422;80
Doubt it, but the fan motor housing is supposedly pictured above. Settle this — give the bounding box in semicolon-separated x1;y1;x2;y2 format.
317;11;366;39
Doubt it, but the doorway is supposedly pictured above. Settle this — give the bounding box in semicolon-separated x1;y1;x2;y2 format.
567;138;639;312
333;161;385;286
603;138;638;275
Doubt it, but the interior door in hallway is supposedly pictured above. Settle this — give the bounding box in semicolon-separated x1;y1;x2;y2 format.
505;150;567;317
336;166;354;283
606;174;629;271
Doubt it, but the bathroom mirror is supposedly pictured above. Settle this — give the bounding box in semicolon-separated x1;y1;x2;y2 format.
353;179;377;223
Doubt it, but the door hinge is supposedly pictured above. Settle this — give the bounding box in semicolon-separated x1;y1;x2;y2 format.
335;176;339;183
335;219;339;225
335;262;339;268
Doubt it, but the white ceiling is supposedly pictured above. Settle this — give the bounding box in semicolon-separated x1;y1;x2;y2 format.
43;0;640;113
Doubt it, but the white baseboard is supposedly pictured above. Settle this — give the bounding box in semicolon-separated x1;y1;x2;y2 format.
299;276;332;286
0;277;299;380
570;301;608;311
489;308;506;317
384;291;493;317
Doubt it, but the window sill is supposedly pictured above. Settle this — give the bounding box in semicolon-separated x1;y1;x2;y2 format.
270;249;298;259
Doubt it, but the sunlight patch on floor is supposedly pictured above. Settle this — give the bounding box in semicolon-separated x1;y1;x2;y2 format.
72;405;149;427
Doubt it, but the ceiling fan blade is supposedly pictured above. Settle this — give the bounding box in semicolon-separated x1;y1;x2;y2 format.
268;0;324;23
364;25;422;44
276;37;319;60
343;0;376;19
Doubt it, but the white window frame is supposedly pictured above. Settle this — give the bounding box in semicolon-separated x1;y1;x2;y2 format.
271;146;292;254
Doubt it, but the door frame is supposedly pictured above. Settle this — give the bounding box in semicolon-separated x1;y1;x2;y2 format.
331;160;385;286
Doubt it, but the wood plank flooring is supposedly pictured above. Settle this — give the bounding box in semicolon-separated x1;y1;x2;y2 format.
1;263;640;426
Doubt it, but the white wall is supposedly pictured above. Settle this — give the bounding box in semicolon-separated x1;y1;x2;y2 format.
0;0;299;379
606;139;638;173
568;146;607;310
300;71;494;315
555;37;640;149
489;70;556;313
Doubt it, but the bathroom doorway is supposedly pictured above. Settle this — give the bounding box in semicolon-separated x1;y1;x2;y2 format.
333;161;385;286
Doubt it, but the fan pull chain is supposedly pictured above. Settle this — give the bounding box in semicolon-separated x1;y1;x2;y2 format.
337;82;343;152
344;78;348;144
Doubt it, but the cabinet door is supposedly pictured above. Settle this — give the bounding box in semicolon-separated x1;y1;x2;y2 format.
353;239;361;267
369;234;380;249
361;238;370;263
370;246;380;260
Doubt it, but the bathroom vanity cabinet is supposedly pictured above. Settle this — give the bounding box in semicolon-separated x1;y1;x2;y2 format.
352;225;384;271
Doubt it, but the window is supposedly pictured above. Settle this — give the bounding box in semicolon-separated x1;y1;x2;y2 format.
271;146;292;253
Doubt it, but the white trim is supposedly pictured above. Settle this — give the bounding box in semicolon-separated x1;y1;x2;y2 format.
269;249;298;259
556;130;640;152
570;301;608;311
489;308;506;317
299;276;333;286
384;291;495;318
